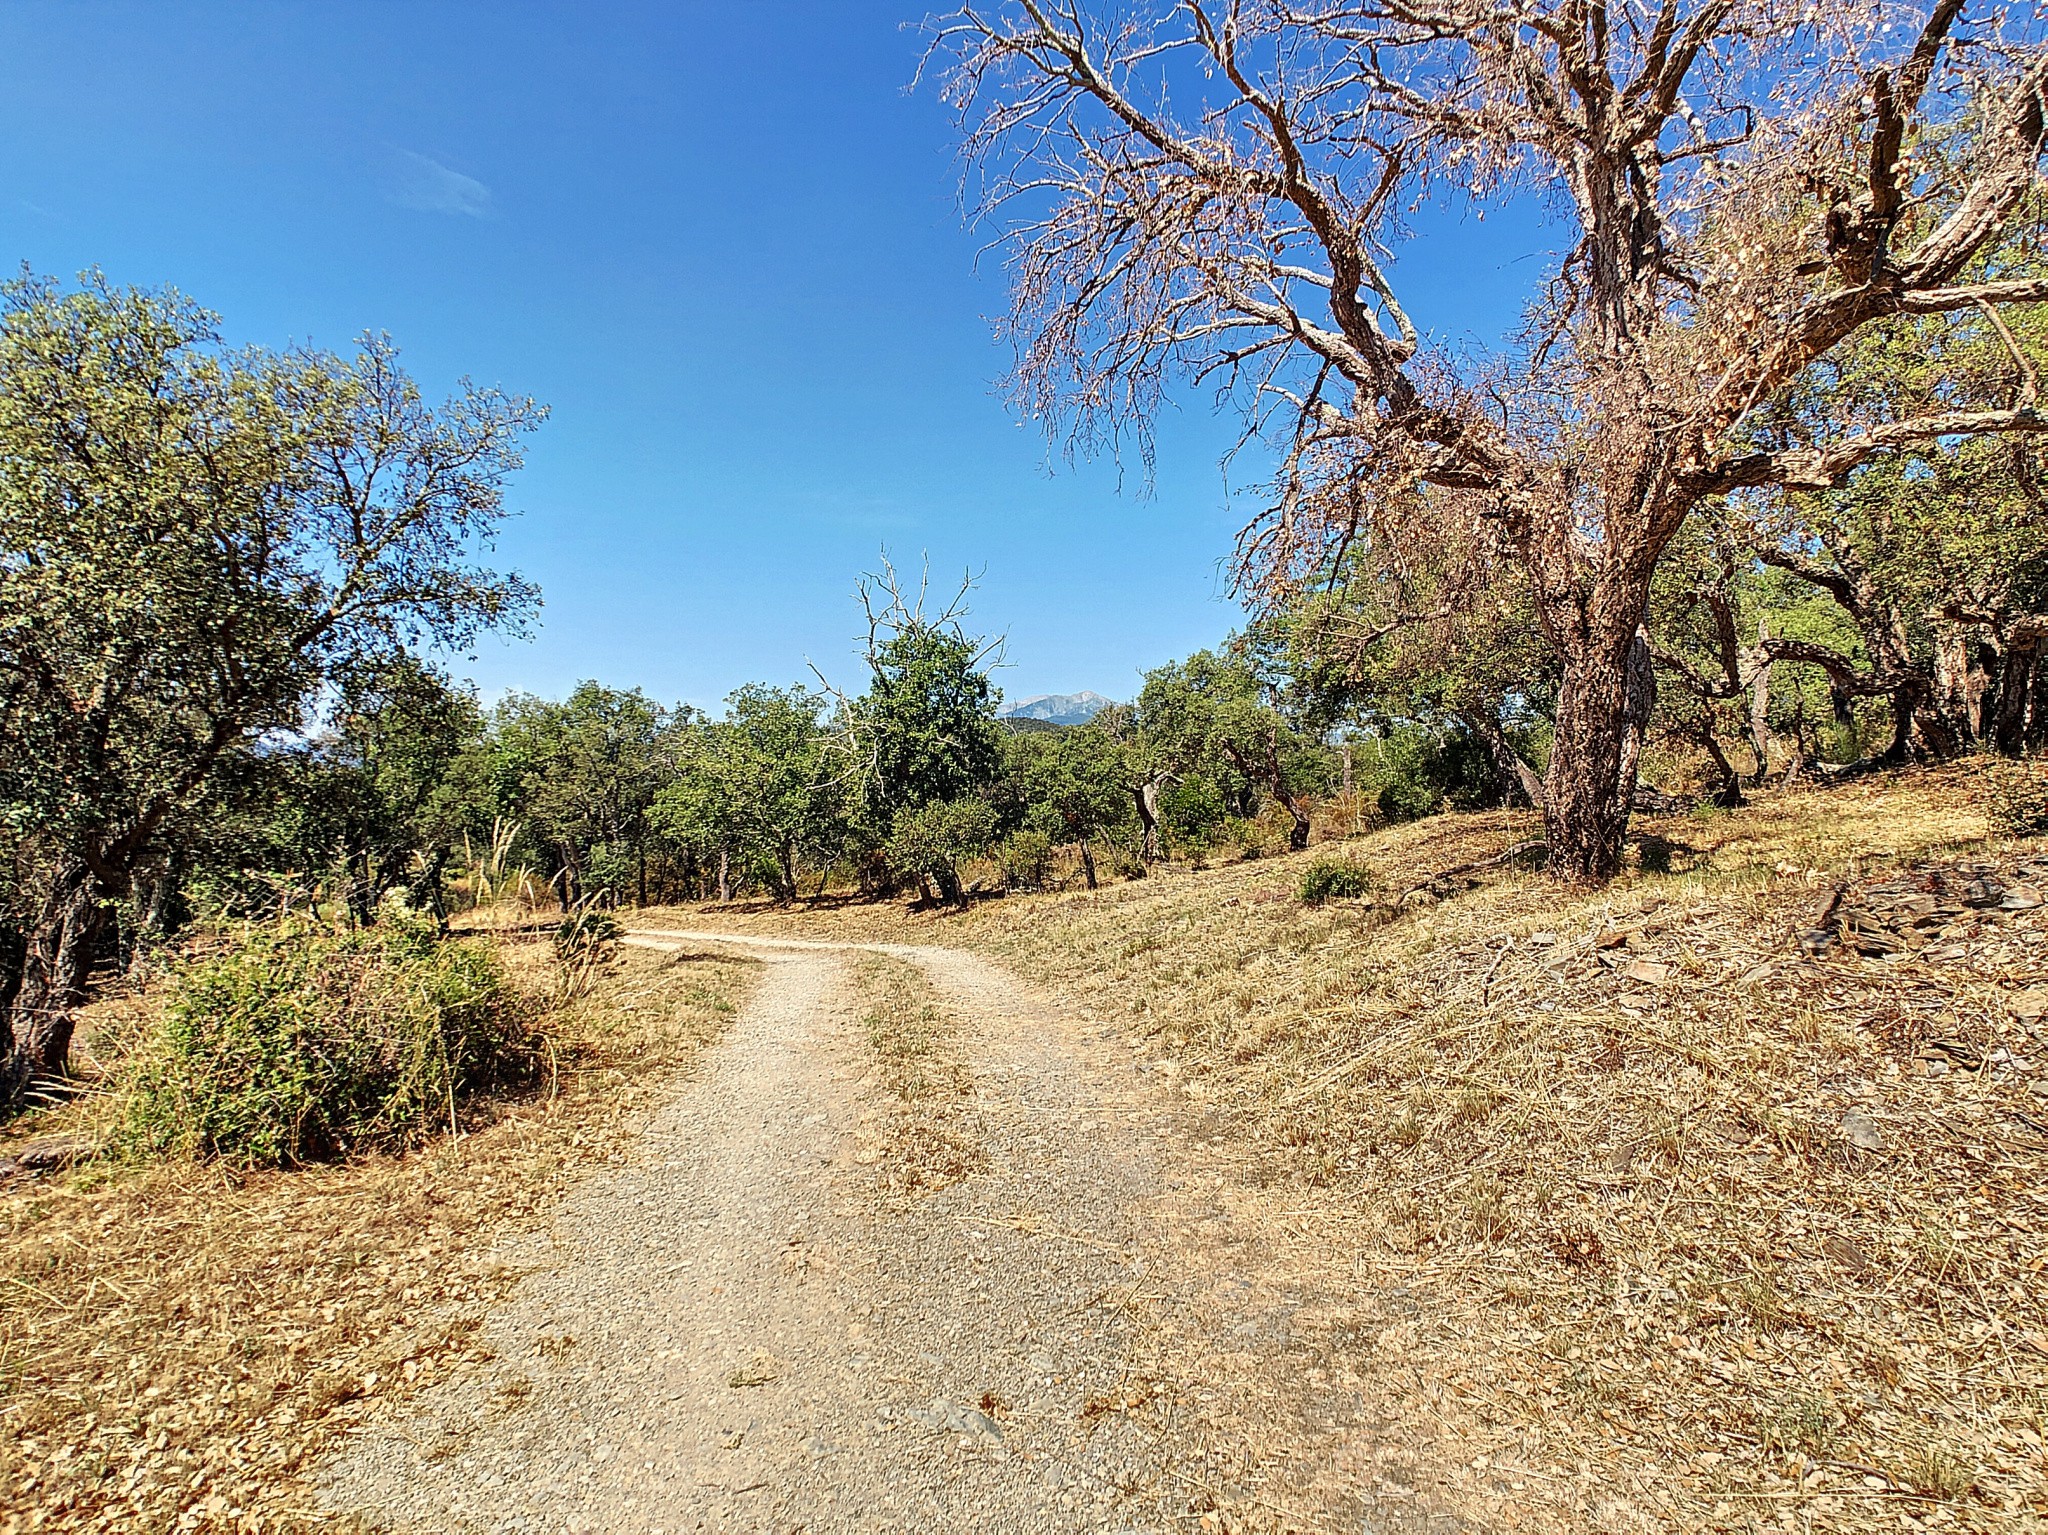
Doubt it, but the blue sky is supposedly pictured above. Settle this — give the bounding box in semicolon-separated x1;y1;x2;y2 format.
0;2;1541;713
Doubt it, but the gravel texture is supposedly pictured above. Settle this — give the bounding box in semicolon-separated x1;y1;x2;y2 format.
320;931;1377;1534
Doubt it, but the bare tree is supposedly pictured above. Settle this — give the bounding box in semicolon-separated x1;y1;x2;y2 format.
928;0;2048;880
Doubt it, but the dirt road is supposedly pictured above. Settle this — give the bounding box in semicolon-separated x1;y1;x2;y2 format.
321;931;1415;1534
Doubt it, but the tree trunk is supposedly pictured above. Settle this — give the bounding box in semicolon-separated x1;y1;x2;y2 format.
1697;726;1746;807
1458;708;1546;809
1615;630;1657;806
1276;789;1311;852
1132;779;1163;862
1262;729;1312;852
2;859;104;1107
1078;839;1098;891
717;848;731;904
1748;623;1775;781
1992;625;2048;754
1932;623;1978;748
1543;631;1642;884
1883;680;1924;763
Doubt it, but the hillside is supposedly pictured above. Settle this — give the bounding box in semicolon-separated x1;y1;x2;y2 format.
661;763;2048;1531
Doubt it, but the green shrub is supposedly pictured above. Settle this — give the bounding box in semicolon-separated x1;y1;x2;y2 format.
888;797;999;903
1160;773;1227;845
1350;724;1510;822
997;829;1055;891
1988;759;2048;838
1299;856;1376;905
121;914;535;1167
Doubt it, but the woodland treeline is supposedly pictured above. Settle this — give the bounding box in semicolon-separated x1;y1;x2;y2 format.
3;251;2047;1104
8;0;2048;1105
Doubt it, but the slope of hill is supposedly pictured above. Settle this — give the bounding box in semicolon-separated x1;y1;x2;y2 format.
660;763;2048;1532
1001;690;1117;725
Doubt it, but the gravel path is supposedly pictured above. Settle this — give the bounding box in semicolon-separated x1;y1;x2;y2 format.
321;931;1422;1534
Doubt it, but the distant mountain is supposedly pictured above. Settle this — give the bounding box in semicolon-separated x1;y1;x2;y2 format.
1001;691;1119;726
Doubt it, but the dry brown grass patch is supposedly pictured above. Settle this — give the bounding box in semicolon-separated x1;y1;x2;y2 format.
851;953;985;1197
0;938;752;1533
676;763;2047;1532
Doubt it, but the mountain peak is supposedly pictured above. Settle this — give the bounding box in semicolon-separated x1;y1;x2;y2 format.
1001;691;1118;725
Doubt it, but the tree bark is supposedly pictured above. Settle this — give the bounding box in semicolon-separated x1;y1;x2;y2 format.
1748;622;1775;780
1543;631;1641;884
1697;726;1746;807
716;848;731;904
1260;728;1312;851
1078;839;1098;891
1132;779;1163;862
1615;631;1657;808
2;859;104;1107
1993;631;2047;753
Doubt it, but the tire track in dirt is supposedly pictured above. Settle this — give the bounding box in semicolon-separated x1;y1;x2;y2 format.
320;930;1449;1534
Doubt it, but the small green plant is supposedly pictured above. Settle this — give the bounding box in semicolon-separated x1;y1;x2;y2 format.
1299;856;1376;905
1761;1391;1838;1457
1386;1098;1426;1148
121;914;534;1167
1987;759;2048;837
1898;1439;1977;1500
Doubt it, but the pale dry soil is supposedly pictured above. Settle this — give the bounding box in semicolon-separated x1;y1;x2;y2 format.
320;932;1435;1535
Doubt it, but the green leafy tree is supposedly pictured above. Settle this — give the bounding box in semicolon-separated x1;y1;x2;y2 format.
839;566;1007;892
1134;650;1327;851
652;684;842;902
0;273;541;1102
302;657;485;925
481;684;685;909
999;725;1133;888
1657;257;2048;774
857;623;1005;821
885;797;998;907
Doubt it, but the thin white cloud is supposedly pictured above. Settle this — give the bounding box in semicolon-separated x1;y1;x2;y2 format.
393;150;491;217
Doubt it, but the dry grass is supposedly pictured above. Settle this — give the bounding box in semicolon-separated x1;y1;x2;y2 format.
672;763;2048;1532
0;937;753;1533
849;952;985;1198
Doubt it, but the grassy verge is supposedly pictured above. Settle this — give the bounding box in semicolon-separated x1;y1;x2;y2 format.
850;952;984;1198
668;764;2048;1532
0;937;753;1533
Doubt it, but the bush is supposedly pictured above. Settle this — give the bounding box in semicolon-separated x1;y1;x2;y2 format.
1988;758;2048;838
121;913;535;1167
887;797;999;903
1160;773;1228;845
1299;856;1377;905
997;829;1055;891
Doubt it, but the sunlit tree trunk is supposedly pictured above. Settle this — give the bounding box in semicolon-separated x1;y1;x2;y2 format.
0;858;104;1102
